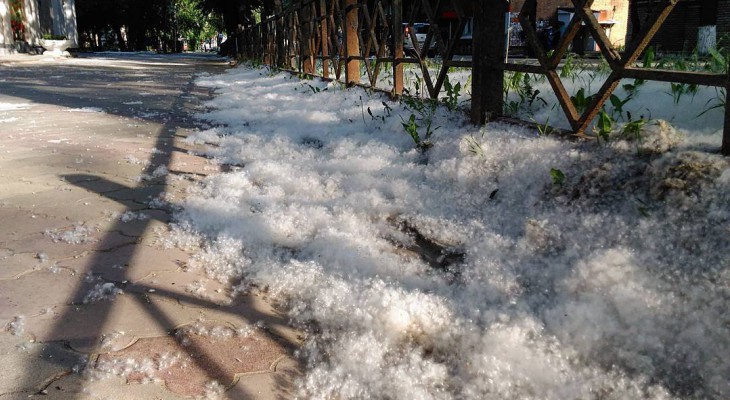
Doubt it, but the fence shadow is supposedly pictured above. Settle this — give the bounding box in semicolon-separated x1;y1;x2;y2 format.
7;55;294;399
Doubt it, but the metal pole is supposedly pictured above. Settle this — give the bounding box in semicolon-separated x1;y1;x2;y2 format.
505;12;511;63
723;70;729;155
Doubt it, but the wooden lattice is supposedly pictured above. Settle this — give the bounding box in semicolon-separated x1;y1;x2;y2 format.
404;0;471;98
514;0;672;134
235;0;729;155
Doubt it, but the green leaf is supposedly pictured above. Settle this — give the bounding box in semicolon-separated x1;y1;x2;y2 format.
643;46;655;69
610;94;621;108
550;168;566;185
596;110;613;141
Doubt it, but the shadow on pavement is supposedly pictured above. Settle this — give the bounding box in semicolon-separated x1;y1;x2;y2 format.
5;54;294;399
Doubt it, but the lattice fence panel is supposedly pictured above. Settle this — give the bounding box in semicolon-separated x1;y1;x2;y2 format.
234;0;729;154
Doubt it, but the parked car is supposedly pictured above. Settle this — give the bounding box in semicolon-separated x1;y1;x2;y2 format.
402;20;474;57
454;18;472;55
403;23;437;57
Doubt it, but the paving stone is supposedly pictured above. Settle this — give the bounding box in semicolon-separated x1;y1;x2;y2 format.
117;210;172;236
0;169;62;187
0;207;84;244
66;165;154;187
0;177;58;200
231;356;302;400
0;250;46;281
1;277;220;354
200;294;301;348
98;185;170;207
137;219;179;247
51;295;182;354
6;153;99;174
126;274;301;347
0;54;301;399
0;333;85;396
95;321;290;397
61;174;133;194
1;182;88;208
168;151;220;175
0;269;82;322
4;230;137;260
8;185;144;223
58;243;188;283
130;270;232;306
18;374;189;400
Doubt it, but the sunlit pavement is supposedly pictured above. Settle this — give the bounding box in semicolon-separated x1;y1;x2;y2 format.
0;53;300;399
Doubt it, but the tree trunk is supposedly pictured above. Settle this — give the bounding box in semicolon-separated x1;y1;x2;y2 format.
697;0;718;54
261;0;276;18
22;0;42;45
117;26;128;51
0;0;14;53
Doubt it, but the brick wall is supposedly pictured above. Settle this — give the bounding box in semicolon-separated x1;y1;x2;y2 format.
510;0;571;19
719;1;730;42
627;0;730;53
592;0;630;46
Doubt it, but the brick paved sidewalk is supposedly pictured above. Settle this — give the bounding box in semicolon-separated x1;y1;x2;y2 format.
0;53;300;400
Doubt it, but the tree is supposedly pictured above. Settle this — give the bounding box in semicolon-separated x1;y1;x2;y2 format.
201;0;272;35
697;0;718;54
76;0;223;52
175;0;222;51
76;0;168;50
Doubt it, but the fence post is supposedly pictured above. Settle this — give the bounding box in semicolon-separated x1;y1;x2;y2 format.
392;0;404;96
320;0;330;78
301;0;315;74
471;0;507;124
288;9;294;72
260;24;265;61
721;68;730;156
344;0;360;85
261;21;273;66
275;1;286;68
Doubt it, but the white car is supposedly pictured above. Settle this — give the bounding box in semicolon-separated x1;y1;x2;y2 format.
403;23;437;57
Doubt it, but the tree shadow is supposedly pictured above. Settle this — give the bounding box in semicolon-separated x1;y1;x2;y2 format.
0;53;223;130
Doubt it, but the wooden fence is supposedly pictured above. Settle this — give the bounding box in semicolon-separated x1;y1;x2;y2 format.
234;0;730;156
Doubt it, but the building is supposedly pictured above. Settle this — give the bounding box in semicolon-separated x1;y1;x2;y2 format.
0;0;78;55
510;0;630;48
628;0;730;53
